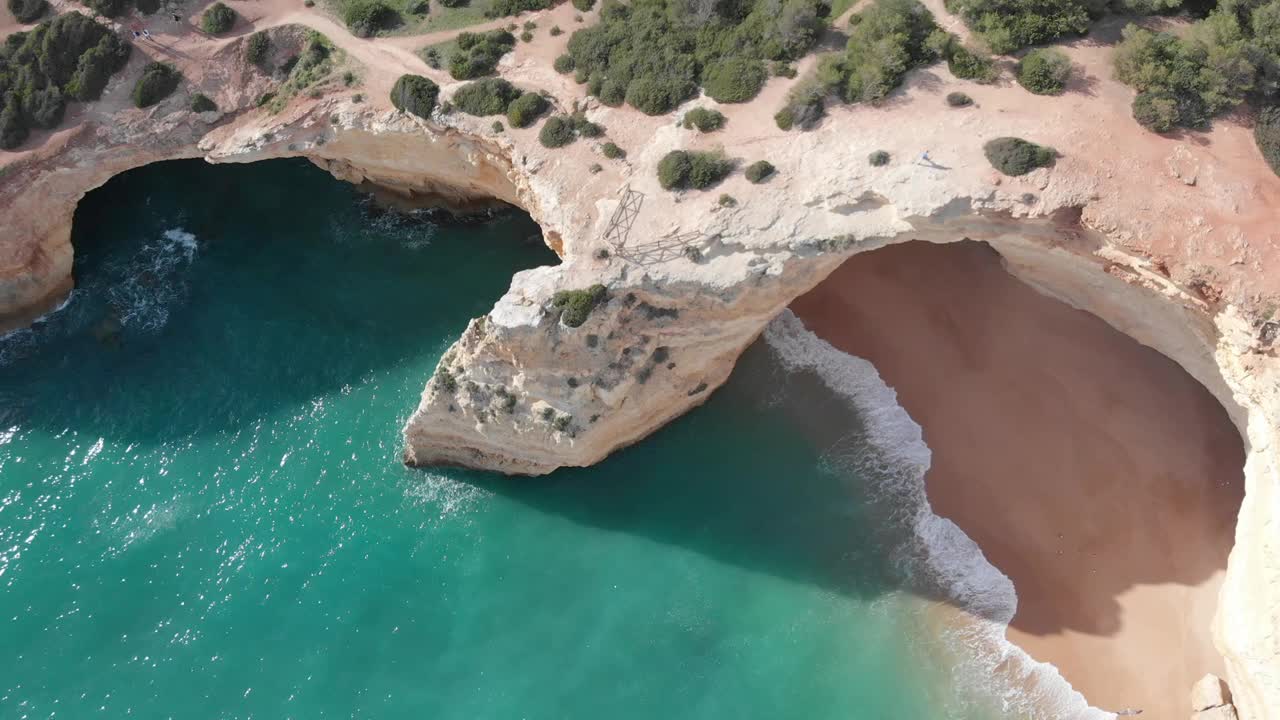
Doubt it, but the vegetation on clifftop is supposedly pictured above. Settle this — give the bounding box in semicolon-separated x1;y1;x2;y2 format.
657;150;733;190
0;13;131;149
7;0;48;23
391;73;440;118
201;2;237;35
983;136;1057;175
563;0;827;115
552;285;608;328
132;62;181;108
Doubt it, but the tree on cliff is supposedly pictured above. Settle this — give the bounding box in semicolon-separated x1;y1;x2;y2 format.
390;74;440;119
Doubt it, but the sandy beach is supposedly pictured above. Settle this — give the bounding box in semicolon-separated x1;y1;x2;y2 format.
790;240;1244;718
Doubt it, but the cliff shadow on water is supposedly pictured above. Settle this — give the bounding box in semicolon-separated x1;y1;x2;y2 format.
0;158;559;444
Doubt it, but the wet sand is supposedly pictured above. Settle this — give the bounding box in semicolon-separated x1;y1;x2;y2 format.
790;240;1244;718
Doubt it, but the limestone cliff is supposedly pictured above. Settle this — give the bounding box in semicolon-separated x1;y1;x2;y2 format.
3;6;1280;719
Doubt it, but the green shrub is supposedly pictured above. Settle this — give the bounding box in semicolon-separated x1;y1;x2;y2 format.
946;43;997;83
718;193;737;207
1017;48;1071;95
703;57;768;103
571;0;595;10
390;74;440;118
0;98;27;149
868;149;890;166
946;91;973;106
7;0;47;23
827;0;940;103
135;0;160;13
405;0;429;13
0;11;132;140
246;31;271;68
554;54;574;73
745;160;775;182
83;0;127;17
1131;90;1179;132
552;284;607;327
506;91;547;127
201;2;236;34
657;150;732;190
550;25;563;36
486;0;552;17
492;120;504;132
775;78;825;130
342;0;399;37
439;0;468;6
1112;19;1261;132
191;93;216;112
453;77;521;115
682;107;726;133
565;0;825;115
623;74;693;116
572;114;603;137
539;115;576;147
983;136;1056;175
944;0;1094;53
602;141;625;159
446;30;516;79
132;62;181;107
1256;105;1280;177
519;30;533;42
773;61;798;78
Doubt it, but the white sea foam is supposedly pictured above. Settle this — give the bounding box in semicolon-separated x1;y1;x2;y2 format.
763;310;1113;720
106;228;200;332
404;471;492;521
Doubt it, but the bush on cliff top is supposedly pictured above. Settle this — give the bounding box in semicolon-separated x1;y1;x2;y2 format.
1257;106;1280;177
682;107;726;133
201;2;237;35
563;0;825;115
452;77;522;116
506;91;547;128
390;74;440;118
983;136;1056;176
7;0;48;23
1017;48;1072;95
342;0;399;37
0;13;131;148
132;61;181;108
657;150;732;190
552;284;607;327
445;30;516;80
745;160;775;182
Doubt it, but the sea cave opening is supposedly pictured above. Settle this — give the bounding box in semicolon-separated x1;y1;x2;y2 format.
789;238;1246;719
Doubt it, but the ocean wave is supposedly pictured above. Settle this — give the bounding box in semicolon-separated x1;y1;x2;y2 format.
763;310;1112;720
104;228;200;333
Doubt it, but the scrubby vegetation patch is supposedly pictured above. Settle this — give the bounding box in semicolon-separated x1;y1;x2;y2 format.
391;73;440;118
201;2;237;35
1017;48;1071;95
983;136;1056;176
133;62;182;108
0;13;131;148
563;0;826;115
657;150;733;190
552;285;607;328
682;107;726;133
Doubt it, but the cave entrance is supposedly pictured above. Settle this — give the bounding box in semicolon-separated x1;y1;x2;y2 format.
788;239;1244;719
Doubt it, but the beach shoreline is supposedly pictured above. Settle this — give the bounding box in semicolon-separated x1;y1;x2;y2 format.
787;240;1244;719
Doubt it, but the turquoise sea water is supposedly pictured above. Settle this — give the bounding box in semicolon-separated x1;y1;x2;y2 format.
0;159;1000;719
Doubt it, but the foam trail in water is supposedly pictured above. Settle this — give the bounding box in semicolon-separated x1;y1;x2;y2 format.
106;228;200;332
764;309;1113;720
